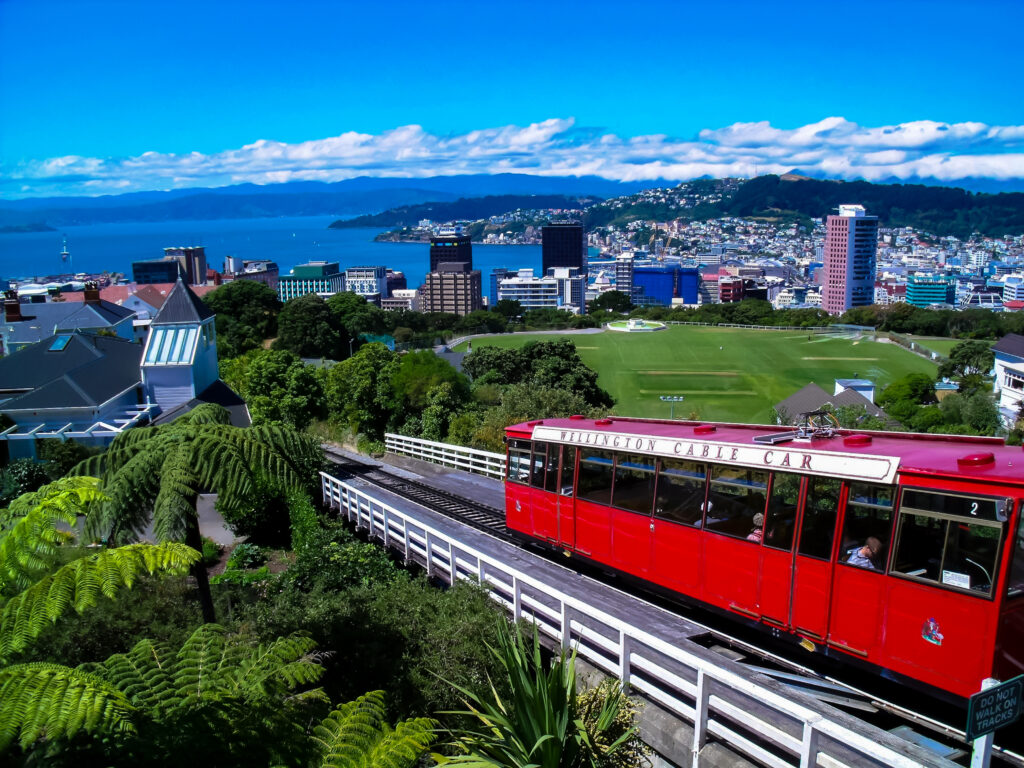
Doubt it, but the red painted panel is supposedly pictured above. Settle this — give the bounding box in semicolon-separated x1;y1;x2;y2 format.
758;547;793;624
557;493;575;549
611;509;652;577
791;557;833;639
882;579;996;697
505;483;531;534
702;533;759;617
532;486;559;543
827;564;886;656
651;520;702;595
995;601;1024;682
574;498;612;560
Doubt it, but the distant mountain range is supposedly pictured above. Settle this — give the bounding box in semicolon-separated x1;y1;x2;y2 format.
2;173;1023;238
329;194;598;230
0;174;668;229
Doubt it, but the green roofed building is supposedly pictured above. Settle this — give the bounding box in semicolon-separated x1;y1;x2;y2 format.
278;261;346;302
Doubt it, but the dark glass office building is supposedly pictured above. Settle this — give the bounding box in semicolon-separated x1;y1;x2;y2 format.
133;259;185;284
541;222;586;275
429;235;473;272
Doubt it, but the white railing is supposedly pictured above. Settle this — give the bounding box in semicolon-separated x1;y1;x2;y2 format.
385;433;506;480
321;471;952;768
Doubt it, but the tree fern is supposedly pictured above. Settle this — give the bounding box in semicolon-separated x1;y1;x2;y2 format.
311;690;435;768
0;663;135;751
0;542;199;662
68;404;323;622
0;477;106;594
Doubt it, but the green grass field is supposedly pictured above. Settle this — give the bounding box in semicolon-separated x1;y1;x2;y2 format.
455;327;937;423
906;336;986;357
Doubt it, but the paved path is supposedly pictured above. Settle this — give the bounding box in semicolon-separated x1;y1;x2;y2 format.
139;493;236;546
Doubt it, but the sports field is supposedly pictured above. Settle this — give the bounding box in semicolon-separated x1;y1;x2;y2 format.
906;336;985;357
455;327;937;423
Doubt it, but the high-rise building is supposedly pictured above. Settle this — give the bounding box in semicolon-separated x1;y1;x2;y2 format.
615;255;634;300
429;227;473;272
496;268;585;314
164;247;208;285
385;270;407;297
490;267;512;307
541;222;586;275
278;261;346;302
419;263;482;316
631;265;701;306
906;274;954;308
822;205;879;315
345;265;387;305
133;259;185;285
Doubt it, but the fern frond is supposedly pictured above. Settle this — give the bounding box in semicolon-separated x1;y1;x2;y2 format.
312;690;435;768
0;543;199;662
0;663;134;751
0;477;106;594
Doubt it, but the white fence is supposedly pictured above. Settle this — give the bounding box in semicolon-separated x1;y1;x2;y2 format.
321;471;951;768
385;433;506;480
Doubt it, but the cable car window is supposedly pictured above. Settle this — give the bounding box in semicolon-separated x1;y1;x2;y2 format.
529;443;548;489
798;477;842;560
612;454;656;515
893;489;1005;597
507;439;531;485
840;483;895;572
559;446;576;497
1007;506;1024;599
705;466;768;540
577;449;614;507
765;472;801;550
654;459;707;527
544;445;560;494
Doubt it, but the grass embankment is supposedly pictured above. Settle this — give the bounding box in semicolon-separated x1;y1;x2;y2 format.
456;326;937;423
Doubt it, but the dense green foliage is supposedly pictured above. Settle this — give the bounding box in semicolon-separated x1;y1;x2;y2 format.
224;349;328;429
436;623;640;768
70;404;322;621
274;293;352;359
723;175;1024;238
0;480;200;752
204;279;282;359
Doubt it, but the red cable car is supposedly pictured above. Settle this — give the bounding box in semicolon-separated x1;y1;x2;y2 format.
504;416;1024;701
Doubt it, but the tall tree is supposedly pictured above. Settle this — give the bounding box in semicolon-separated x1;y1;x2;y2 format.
938;340;995;380
203;280;282;359
275;293;348;359
0;478;198;752
72;404;322;622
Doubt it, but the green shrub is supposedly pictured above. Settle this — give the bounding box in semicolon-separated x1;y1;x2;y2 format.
227;542;267;570
284;521;398;592
201;536;223;567
217;474;291;547
288;490;320;552
210;565;271;586
356;435;385;456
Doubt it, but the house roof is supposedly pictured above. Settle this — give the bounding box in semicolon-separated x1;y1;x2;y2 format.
993;333;1024;360
151;280;215;325
775;382;888;422
150;379;250;428
60;283;218;308
3;300;136;349
0;333;142;411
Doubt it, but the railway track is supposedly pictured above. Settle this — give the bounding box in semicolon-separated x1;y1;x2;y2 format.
321;448;1024;767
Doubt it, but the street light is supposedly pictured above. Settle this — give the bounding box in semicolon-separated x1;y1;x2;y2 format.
660;395;685;419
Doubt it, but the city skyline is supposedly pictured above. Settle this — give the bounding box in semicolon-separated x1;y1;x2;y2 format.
2;0;1022;197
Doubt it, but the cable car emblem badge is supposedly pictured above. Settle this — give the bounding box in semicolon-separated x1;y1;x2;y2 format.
922;617;944;646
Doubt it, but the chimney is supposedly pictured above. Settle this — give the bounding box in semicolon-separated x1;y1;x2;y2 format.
4;289;21;322
83;281;101;305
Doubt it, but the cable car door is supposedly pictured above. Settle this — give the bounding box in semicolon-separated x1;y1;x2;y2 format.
789;477;842;641
556;446;577;549
529;442;559;543
758;473;803;625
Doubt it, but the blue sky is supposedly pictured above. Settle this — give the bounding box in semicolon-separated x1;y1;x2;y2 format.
2;0;1022;197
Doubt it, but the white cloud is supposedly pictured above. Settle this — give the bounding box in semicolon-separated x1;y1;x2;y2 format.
4;116;1024;197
